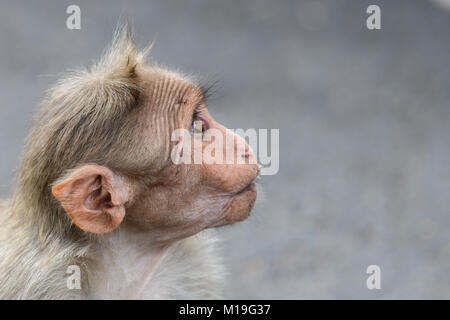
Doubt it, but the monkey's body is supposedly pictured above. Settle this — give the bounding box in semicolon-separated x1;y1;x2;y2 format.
0;27;257;300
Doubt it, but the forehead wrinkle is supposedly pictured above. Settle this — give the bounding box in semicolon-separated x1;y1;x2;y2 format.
166;80;184;132
153;77;165;139
156;77;194;135
163;78;198;118
171;82;197;133
141;72;203;133
141;69;203;108
161;78;197;161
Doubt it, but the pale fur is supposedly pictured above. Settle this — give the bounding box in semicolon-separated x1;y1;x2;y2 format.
90;229;225;299
0;27;226;299
0;201;225;299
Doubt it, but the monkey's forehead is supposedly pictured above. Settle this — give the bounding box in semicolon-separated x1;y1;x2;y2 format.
138;67;204;102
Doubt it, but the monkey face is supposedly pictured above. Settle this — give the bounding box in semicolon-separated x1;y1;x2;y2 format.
122;72;259;242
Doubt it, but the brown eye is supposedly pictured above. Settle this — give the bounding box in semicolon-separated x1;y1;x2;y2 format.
191;119;205;134
191;106;206;134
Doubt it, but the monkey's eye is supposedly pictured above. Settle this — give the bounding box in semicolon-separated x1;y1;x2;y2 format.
191;107;206;134
191;119;205;134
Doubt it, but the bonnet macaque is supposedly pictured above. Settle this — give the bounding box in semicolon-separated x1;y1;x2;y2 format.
0;27;258;299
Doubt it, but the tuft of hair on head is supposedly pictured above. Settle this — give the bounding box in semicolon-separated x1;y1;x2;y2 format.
90;25;146;83
47;25;151;120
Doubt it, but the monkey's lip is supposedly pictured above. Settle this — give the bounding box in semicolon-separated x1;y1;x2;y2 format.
234;181;257;196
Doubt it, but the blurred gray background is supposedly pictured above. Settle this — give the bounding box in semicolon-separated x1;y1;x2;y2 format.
1;0;449;299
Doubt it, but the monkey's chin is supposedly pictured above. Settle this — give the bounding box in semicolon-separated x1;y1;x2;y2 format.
216;182;257;227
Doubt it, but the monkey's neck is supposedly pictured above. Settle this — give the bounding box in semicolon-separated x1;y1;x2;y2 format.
89;227;171;299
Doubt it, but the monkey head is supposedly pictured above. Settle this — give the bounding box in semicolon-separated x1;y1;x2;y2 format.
47;31;259;243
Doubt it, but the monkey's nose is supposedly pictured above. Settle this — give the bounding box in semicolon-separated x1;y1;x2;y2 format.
240;148;258;169
240;142;252;158
240;147;254;162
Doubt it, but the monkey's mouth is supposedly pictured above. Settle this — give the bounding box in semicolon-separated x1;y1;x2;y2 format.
234;181;257;196
213;179;258;227
234;168;260;197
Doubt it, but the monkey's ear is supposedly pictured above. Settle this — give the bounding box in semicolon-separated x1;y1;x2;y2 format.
52;165;130;234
